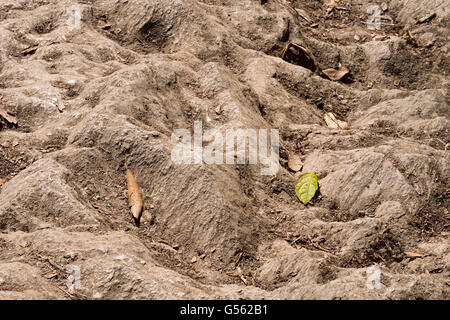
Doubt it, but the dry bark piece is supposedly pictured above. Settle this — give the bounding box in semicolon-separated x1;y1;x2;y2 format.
126;169;143;223
281;43;318;72
287;152;303;172
321;67;350;81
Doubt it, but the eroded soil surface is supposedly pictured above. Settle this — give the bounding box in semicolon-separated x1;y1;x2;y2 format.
0;0;448;299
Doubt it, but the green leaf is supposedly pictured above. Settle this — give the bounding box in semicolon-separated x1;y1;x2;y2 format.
295;173;318;205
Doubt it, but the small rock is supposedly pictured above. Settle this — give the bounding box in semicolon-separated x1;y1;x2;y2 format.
191;256;197;263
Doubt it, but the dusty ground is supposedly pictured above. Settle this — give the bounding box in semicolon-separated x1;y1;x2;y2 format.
0;0;448;299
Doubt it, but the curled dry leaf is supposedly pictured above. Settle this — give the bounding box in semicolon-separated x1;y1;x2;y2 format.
321;67;350;81
324;112;348;130
1;141;11;148
0;107;18;127
288;152;303;172
126;169;143;223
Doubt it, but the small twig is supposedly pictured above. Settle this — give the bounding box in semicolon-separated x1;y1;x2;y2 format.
57;286;74;299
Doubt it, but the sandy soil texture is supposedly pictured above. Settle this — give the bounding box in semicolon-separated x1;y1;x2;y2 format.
0;0;448;299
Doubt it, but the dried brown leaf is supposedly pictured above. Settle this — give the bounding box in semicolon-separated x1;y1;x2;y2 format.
0;107;17;125
287;152;303;172
324;112;348;129
322;67;349;81
126;169;143;222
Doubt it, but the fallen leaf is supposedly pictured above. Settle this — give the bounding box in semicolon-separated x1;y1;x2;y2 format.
324;112;348;130
64;252;78;260
57;99;65;112
321;67;349;81
0;178;6;186
294;8;311;22
417;13;436;24
0;107;17;126
1;141;11;148
287;152;303;172
424;39;436;47
405;251;424;259
295;173;318;205
44;271;58;279
126;169;143;223
99;23;112;30
373;35;388;41
19;241;29;248
281;43;318;72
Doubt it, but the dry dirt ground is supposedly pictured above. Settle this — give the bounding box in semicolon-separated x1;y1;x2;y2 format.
0;0;449;299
